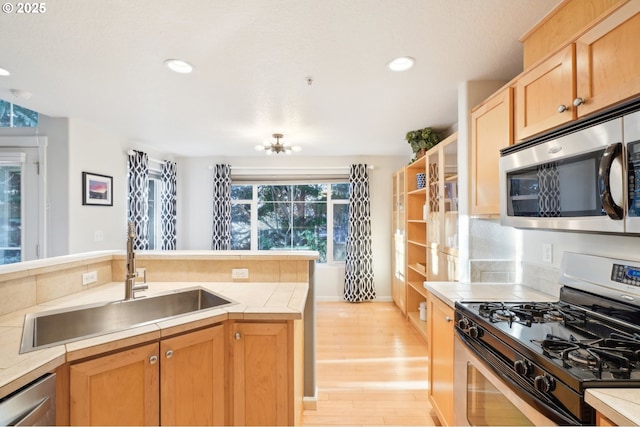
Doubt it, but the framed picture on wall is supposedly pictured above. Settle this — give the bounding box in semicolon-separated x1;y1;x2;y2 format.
82;172;113;206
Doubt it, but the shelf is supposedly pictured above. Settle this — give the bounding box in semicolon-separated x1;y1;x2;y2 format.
408;187;427;196
408;264;427;277
407;240;427;248
407;219;427;224
445;174;458;182
408;280;428;298
407;311;428;343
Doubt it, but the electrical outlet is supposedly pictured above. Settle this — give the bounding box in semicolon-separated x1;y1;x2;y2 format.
82;271;98;286
232;268;249;279
94;230;104;241
542;243;553;264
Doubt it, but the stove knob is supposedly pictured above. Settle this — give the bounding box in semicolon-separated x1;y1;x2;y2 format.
534;374;555;393
457;318;471;330
514;359;532;376
468;326;482;338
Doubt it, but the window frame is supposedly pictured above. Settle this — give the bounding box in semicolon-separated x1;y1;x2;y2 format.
230;182;348;264
147;169;162;250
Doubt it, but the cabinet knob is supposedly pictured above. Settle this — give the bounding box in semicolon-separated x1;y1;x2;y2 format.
235;332;241;340
557;104;569;113
445;316;453;322
149;355;158;364
165;350;174;359
573;97;585;107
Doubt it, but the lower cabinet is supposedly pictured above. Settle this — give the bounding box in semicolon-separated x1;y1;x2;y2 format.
427;292;455;426
230;321;291;426
68;320;298;426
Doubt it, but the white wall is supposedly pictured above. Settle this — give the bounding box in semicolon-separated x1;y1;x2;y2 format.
177;154;408;301
67;118;128;254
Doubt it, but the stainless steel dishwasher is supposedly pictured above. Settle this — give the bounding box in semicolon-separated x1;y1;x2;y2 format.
0;373;56;426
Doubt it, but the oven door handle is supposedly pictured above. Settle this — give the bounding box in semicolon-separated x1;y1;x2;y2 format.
455;330;580;425
599;142;624;220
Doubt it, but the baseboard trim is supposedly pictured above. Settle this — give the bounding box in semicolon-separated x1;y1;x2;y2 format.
316;296;393;302
303;388;318;410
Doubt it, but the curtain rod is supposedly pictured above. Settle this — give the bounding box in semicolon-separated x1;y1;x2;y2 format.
208;165;375;170
126;149;166;164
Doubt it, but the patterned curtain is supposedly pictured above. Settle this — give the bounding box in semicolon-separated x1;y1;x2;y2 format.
161;161;177;250
127;150;149;250
344;164;375;302
212;164;232;250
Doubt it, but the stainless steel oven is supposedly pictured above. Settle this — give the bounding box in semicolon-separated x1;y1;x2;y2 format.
454;335;561;426
454;253;640;426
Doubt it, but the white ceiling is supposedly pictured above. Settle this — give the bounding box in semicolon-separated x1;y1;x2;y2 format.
0;0;560;158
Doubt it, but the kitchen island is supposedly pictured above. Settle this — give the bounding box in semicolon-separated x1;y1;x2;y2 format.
0;250;317;425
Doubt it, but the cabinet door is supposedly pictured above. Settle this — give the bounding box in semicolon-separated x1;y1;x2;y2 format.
471;87;513;216
515;45;576;141
576;4;640;117
428;294;454;426
70;342;159;426
161;324;226;426
232;322;290;426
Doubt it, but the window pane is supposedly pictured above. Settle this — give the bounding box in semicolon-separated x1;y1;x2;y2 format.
331;183;349;200
12;104;38;127
147;180;156;250
0;166;21;264
293;202;327;262
0;100;10;127
292;184;327;201
231;203;251;250
258;201;291;250
258;185;291;202
231;185;253;200
333;203;349;261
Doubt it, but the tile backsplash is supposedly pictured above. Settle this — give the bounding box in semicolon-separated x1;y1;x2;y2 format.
469;259;516;283
521;262;561;298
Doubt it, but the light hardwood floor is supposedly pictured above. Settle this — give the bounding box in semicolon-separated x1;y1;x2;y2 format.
302;302;440;426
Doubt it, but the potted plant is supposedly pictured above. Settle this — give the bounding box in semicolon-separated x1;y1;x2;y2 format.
406;127;440;160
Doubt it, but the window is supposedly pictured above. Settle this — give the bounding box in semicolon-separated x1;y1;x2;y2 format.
231;182;349;263
147;170;162;249
0;99;38;127
0;163;22;264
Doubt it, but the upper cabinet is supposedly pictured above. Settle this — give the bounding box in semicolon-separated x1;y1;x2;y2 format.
575;2;640;117
471;87;513;216
515;45;576;141
515;1;640;141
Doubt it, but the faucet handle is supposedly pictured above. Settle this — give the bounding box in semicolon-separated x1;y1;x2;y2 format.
127;221;136;239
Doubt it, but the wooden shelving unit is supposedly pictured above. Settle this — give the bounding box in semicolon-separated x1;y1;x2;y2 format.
392;132;460;343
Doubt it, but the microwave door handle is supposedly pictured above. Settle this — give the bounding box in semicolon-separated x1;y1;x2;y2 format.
599;142;624;220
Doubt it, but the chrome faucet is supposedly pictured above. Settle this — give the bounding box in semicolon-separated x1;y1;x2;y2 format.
125;221;148;300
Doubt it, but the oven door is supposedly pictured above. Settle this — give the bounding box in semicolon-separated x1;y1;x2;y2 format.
453;334;576;426
499;117;625;233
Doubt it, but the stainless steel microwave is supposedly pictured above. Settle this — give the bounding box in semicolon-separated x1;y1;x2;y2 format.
499;110;640;234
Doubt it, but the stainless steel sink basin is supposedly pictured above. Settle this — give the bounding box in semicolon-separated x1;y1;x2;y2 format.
20;288;235;353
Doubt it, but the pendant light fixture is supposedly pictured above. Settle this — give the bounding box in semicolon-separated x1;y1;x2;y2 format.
254;133;301;155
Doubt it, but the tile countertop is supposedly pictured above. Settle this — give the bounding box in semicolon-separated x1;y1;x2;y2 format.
0;280;308;399
424;281;559;308
425;281;640;426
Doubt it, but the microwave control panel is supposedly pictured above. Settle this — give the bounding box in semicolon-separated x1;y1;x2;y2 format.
611;263;640;287
629;140;640;217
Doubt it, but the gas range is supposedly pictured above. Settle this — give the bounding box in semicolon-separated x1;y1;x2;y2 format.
454;253;640;425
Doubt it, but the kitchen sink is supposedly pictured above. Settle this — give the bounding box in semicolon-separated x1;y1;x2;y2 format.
20;288;235;353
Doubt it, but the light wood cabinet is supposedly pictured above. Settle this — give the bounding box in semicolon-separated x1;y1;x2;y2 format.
70;342;160;426
427;292;455;427
70;324;226;426
575;2;640;117
160;325;226;426
516;2;640;141
515;44;576;141
231;321;291;426
391;169;407;315
596;412;618;426
470;87;513;217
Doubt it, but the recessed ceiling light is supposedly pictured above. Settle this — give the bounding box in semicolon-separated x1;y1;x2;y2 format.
0;67;10;76
388;56;415;72
164;59;194;74
10;89;31;99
